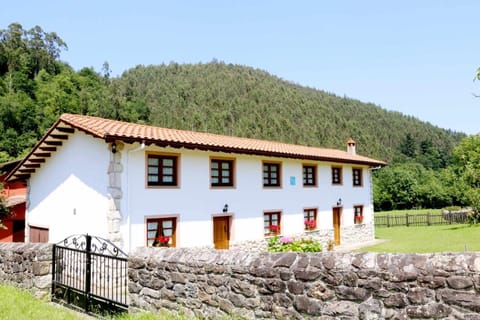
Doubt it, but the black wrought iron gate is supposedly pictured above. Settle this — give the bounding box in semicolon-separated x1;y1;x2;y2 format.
52;234;128;315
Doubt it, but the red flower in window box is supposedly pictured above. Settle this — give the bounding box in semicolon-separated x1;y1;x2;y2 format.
304;219;316;230
354;215;364;223
269;225;279;233
155;235;170;247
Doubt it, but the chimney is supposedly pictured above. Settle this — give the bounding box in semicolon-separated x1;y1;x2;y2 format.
347;139;356;155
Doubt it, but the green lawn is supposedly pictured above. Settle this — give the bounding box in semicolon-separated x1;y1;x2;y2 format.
358;223;480;253
0;285;89;320
0;285;191;320
0;285;244;320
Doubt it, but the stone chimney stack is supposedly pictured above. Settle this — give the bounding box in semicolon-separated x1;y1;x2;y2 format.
347;139;356;155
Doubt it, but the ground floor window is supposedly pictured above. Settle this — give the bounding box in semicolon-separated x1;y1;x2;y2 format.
354;206;364;224
304;208;317;230
146;217;176;247
264;211;281;236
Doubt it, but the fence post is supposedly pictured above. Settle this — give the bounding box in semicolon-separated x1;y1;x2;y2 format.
51;244;56;298
387;215;390;227
85;234;92;314
427;212;430;226
406;213;409;227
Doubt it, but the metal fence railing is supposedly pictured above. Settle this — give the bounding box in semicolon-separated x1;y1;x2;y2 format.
374;212;469;227
52;234;128;316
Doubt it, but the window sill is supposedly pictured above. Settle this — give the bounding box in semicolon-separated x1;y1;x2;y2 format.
146;185;180;189
264;233;281;238
210;185;236;189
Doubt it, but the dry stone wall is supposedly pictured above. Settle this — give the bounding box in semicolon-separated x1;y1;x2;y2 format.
3;242;480;319
0;242;52;298
129;248;480;319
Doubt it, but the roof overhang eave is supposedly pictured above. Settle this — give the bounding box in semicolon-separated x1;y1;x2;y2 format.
106;135;387;167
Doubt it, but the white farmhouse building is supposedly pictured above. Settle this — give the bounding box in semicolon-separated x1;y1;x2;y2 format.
7;114;385;252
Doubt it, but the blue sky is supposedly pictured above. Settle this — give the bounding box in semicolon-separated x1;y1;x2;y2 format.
2;1;479;134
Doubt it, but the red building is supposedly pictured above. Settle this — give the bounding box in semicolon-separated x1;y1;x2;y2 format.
0;159;26;242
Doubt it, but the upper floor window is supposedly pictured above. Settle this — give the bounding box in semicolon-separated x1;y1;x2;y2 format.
263;162;281;187
354;206;364;224
146;217;177;247
147;154;178;186
353;168;363;186
332;166;342;185
264;211;281;236
211;159;234;187
303;165;317;186
304;208;317;230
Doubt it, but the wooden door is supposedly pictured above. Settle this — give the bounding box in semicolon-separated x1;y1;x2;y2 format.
12;220;25;242
29;226;49;243
213;216;230;249
333;207;341;245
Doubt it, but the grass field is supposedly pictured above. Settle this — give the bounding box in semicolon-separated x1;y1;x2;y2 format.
0;285;192;320
358;223;480;253
0;285;88;320
0;285;248;320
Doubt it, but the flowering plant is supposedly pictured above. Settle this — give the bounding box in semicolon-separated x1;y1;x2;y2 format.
304;219;316;230
155;235;170;246
354;215;364;224
269;225;279;233
279;236;293;244
268;235;322;253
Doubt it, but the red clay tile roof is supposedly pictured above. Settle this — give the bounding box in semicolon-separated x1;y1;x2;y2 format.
7;114;386;181
59;114;386;166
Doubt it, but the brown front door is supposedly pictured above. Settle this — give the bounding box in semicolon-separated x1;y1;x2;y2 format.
333;207;341;245
213;216;230;249
29;226;49;243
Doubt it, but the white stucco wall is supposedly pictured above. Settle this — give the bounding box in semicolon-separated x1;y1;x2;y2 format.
121;144;374;251
27;132;110;243
26;132;374;251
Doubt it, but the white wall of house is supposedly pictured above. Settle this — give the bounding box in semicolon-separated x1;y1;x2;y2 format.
121;144;373;251
25;132;374;251
27;132;110;243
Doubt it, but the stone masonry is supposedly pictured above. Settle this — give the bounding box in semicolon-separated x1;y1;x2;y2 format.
3;242;480;319
129;248;480;319
0;242;52;298
107;141;123;247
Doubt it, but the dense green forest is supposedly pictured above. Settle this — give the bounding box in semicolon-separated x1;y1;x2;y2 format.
1;22;479;214
110;63;466;167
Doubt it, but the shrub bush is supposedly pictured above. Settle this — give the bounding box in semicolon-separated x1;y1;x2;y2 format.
442;206;461;212
467;212;480;225
267;235;322;253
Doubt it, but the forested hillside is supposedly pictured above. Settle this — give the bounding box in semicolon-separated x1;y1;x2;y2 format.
110;63;465;165
0;23;465;165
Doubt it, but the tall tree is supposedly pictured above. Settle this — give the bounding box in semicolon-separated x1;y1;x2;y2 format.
0;22;67;93
451;134;480;215
400;133;416;158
